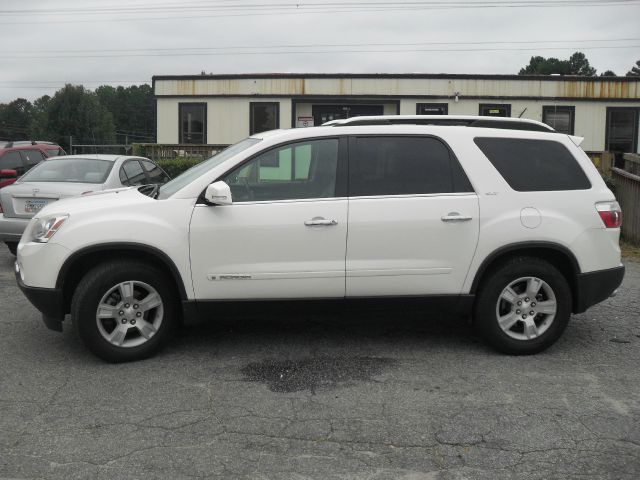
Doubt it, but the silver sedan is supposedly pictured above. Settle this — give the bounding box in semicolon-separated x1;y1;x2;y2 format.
0;155;169;255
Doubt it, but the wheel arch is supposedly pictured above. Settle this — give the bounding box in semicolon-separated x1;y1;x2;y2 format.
469;242;581;313
56;243;189;315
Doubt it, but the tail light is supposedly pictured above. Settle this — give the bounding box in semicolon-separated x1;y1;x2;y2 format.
596;201;622;228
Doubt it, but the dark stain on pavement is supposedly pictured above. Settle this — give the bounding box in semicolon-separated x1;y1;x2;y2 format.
241;356;396;393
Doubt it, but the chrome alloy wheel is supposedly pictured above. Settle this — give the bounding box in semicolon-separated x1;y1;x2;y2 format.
495;276;557;341
95;281;164;348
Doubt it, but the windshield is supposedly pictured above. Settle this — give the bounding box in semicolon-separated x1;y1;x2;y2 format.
157;138;261;199
20;158;113;184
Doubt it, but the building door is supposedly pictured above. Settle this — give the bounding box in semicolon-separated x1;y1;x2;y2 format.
312;104;384;125
607;108;639;166
479;104;511;117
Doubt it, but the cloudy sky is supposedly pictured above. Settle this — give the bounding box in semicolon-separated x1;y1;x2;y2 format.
1;0;639;102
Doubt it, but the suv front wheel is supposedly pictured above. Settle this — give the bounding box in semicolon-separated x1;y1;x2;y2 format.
474;257;572;355
71;261;177;362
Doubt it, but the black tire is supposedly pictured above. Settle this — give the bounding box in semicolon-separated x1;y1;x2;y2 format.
473;256;572;355
71;260;178;362
6;242;17;256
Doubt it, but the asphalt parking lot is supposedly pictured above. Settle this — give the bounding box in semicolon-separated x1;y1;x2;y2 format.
1;248;639;480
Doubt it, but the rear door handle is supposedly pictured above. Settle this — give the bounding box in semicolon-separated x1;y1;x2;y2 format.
304;217;338;226
441;212;472;222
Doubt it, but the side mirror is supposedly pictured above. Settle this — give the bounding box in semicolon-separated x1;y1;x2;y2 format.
204;181;232;205
0;169;17;180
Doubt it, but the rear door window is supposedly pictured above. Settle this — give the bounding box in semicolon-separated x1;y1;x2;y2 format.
474;137;591;191
20;149;45;167
349;136;473;196
119;160;147;186
0;151;25;173
141;160;170;184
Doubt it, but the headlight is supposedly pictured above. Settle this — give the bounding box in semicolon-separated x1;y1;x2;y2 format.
31;214;69;243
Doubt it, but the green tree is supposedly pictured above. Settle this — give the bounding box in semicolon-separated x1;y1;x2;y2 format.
96;84;154;143
567;52;597;76
519;51;597;76
626;60;640;77
0;98;33;140
600;70;617;77
27;95;51;139
45;84;115;151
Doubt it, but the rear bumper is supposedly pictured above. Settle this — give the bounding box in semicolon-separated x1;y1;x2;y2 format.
0;214;29;243
15;266;65;331
574;264;625;313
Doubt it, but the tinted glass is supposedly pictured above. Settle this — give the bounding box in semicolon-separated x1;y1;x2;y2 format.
141;160;170;184
46;149;63;157
474;137;591;191
0;151;23;171
20;149;44;166
180;104;206;144
120;160;146;186
480;104;511;117
250;103;279;135
417;103;448;115
543;107;573;135
20;158;113;183
223;138;339;202
349;136;472;196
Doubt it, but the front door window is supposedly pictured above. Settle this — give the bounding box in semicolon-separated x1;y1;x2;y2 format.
222;138;339;202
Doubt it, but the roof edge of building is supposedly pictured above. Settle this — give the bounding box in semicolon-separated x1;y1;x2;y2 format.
152;73;640;82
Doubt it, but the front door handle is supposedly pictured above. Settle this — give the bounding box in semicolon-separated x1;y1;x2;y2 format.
304;217;338;227
441;212;472;222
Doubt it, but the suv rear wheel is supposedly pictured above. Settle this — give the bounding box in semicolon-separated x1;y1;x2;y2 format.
71;261;177;362
474;257;572;355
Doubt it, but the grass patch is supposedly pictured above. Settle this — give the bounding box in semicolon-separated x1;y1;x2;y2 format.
621;240;640;260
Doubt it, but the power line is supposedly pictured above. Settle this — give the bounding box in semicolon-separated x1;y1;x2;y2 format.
3;44;640;60
1;1;638;25
6;37;640;55
2;0;638;14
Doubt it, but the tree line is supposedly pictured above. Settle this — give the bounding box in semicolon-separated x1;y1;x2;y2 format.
0;84;154;150
519;52;640;77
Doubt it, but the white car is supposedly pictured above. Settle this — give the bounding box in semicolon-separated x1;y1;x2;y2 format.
14;117;624;362
0;155;170;255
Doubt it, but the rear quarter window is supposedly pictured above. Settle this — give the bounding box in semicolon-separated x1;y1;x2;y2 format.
474;137;591;192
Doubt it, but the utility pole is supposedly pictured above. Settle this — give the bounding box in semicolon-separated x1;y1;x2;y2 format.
69;135;73;155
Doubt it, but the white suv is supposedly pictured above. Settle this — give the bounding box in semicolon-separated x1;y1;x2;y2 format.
15;117;624;362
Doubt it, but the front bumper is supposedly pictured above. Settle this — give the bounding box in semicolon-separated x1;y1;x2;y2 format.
574;264;625;313
15;264;65;331
0;214;29;243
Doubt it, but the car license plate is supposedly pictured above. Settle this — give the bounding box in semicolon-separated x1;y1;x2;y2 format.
24;199;48;213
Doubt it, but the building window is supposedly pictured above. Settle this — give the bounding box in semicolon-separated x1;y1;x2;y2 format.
416;103;448;115
479;104;511;117
179;103;206;144
250;102;279;135
606;107;639;155
542;106;575;135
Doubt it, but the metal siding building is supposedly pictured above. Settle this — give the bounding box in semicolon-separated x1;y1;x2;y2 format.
153;74;640;154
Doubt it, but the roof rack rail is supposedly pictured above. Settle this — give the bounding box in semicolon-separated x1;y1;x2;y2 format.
2;140;57;148
323;115;556;133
